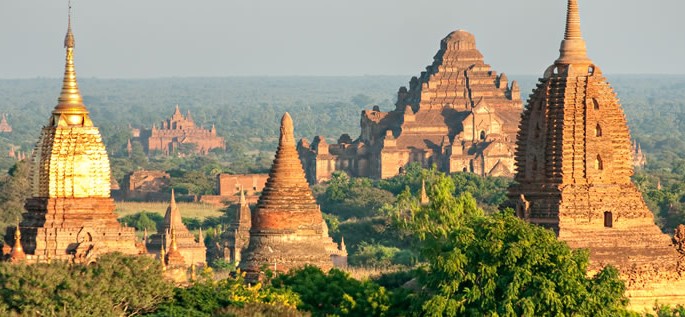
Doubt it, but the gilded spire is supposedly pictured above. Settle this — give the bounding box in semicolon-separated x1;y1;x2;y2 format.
53;3;88;119
10;220;26;262
555;0;592;65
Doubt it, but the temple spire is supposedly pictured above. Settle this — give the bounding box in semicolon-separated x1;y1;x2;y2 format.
239;185;246;206
10;220;26;262
420;179;429;205
555;0;591;65
198;227;205;246
54;2;88;118
164;189;184;230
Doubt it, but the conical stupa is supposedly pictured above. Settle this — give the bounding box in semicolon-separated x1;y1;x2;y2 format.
509;0;685;310
240;113;333;275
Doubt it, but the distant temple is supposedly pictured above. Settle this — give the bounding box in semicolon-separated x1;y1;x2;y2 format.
632;140;647;169
120;170;171;201
299;30;522;182
4;15;141;263
509;0;685;310
0;114;12;133
146;189;206;268
133;105;225;155
239;113;346;277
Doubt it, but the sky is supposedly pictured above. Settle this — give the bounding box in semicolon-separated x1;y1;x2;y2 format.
1;0;684;78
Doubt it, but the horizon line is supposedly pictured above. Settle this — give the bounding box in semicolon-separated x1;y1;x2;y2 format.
2;73;685;81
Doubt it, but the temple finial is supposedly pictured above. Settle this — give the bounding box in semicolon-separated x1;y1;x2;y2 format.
420;179;429;205
556;0;591;65
564;0;582;40
280;113;295;146
54;0;88;121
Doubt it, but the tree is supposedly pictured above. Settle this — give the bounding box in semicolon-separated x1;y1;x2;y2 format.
0;161;30;241
0;253;173;316
150;271;300;316
273;266;391;317
400;174;631;317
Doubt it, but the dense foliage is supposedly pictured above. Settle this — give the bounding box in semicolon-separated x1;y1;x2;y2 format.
0;253;173;317
149;271;301;317
0;161;29;239
398;174;631;316
273;266;392;317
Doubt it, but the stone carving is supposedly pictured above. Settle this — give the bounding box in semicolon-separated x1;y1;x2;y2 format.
508;0;685;310
299;30;522;182
133;105;225;156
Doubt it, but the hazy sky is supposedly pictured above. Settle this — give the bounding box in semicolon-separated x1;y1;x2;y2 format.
2;0;684;78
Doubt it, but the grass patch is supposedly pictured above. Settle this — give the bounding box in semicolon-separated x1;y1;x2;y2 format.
115;201;223;220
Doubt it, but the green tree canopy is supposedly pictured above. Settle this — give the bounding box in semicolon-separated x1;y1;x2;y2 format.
399;174;630;317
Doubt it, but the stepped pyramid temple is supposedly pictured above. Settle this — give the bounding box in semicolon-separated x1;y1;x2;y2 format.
132;105;225;155
147;189;207;268
240;113;345;276
298;30;523;183
3;16;140;263
509;0;685;309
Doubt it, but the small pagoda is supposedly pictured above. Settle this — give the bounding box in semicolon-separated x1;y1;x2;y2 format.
146;189;206;268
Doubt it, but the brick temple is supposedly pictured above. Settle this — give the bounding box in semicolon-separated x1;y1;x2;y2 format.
146;189;206;268
509;0;685;310
299;30;522;183
4;17;140;263
240;113;345;276
133;105;225;155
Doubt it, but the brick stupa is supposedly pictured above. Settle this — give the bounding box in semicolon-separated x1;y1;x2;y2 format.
146;189;206;268
6;16;139;263
240;113;333;275
509;0;685;310
299;30;522;182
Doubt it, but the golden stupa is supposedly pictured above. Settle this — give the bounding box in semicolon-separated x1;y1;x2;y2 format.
7;11;140;263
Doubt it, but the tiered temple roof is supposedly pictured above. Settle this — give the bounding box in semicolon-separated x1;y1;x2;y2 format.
509;0;685;310
240;113;335;276
299;30;523;182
